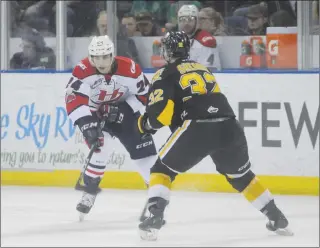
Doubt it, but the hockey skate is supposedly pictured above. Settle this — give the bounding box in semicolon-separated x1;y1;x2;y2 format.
139;200;167;226
262;200;294;236
139;197;167;241
76;192;97;222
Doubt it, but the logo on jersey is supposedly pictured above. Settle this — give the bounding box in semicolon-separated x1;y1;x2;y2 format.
207;106;219;113
97;88;125;102
151;68;164;84
130;60;136;73
91;77;105;89
202;36;213;43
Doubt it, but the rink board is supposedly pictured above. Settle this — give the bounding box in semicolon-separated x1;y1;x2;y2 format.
1;72;319;195
1;170;319;195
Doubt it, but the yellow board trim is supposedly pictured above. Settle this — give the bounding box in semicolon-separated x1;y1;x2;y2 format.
1;170;318;195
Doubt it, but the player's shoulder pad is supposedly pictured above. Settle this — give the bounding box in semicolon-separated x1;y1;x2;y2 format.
194;30;217;48
72;57;96;79
150;65;175;85
114;56;142;79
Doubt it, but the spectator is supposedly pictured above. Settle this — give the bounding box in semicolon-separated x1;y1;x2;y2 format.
269;10;296;27
311;0;320;34
117;1;134;20
135;11;165;36
312;0;319;25
21;0;56;37
96;10;108;36
10;1;25;37
65;1;104;37
224;16;250;35
94;11;141;65
245;3;269;35
130;0;170;27
198;7;227;36
121;13;142;37
10;28;56;69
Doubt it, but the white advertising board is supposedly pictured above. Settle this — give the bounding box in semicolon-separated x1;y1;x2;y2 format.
0;73;319;177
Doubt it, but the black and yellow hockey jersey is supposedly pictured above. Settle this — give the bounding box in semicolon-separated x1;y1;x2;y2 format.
146;59;235;130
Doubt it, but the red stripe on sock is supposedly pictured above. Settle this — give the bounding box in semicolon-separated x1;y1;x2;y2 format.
86;169;104;176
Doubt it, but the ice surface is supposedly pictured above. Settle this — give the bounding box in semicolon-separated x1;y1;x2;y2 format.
1;186;319;247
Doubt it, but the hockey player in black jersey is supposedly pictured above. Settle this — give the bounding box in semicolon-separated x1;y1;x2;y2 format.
136;31;293;241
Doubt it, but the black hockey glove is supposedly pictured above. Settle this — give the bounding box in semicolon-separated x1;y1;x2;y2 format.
80;121;104;153
97;103;123;123
137;113;157;138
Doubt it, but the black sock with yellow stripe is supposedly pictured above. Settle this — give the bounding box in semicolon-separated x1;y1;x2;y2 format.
226;170;274;213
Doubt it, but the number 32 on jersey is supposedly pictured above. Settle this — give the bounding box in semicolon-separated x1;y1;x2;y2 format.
148;89;163;105
179;71;220;95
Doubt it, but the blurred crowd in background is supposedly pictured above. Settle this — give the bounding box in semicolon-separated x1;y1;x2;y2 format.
6;0;320;70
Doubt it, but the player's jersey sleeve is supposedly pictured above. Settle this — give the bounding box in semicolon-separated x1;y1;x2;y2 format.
114;57;149;94
114;57;150;111
65;64;93;126
146;69;175;129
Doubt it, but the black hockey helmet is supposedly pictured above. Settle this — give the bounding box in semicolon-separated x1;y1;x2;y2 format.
160;31;191;62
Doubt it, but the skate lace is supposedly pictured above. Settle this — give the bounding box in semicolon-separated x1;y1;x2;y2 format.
81;193;96;207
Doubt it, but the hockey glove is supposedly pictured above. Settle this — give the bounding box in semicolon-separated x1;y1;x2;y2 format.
137;113;157;138
80;121;104;153
97;103;123;123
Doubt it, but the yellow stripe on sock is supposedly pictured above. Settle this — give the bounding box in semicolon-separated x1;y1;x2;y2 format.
150;173;172;189
243;177;267;202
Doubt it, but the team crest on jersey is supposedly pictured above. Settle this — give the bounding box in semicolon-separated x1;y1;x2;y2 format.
96;88;125;103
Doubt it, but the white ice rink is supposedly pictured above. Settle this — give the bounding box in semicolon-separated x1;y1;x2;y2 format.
1;186;319;247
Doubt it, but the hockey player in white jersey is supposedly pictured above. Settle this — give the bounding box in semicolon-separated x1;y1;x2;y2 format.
178;4;221;70
65;35;157;220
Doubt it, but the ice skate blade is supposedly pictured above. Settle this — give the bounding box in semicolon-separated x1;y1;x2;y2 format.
79;213;86;222
274;228;294;236
139;228;159;241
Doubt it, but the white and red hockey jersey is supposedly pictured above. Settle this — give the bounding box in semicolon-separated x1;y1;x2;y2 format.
65;56;149;125
190;29;221;70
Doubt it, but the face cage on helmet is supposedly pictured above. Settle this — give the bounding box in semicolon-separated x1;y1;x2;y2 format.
160;43;171;62
178;16;198;36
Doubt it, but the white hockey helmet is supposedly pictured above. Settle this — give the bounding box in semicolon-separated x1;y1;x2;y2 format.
177;5;199;36
88;35;114;73
88;35;114;56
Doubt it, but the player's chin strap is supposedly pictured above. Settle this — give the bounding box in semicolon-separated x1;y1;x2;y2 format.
74;119;106;192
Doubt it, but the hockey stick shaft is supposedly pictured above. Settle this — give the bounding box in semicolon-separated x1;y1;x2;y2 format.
75;120;106;191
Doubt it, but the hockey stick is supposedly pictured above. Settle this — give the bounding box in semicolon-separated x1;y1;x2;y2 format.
139;200;149;222
75;120;106;191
